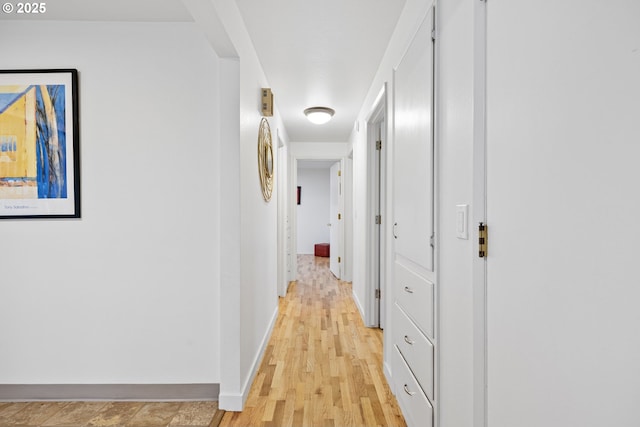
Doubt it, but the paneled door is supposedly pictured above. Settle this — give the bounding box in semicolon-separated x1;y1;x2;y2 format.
391;7;436;427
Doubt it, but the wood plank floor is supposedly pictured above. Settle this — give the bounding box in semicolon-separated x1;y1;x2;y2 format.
0;256;403;427
0;401;223;426
220;255;406;427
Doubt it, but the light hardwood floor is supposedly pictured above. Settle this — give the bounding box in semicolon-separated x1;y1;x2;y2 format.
0;256;404;427
220;255;406;427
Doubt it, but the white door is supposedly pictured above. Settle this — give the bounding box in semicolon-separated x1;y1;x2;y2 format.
484;1;640;426
329;161;341;278
394;38;434;272
392;8;436;427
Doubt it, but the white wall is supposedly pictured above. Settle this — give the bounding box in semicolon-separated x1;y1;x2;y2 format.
209;0;289;410
297;168;330;254
0;21;221;384
436;0;476;425
289;142;349;159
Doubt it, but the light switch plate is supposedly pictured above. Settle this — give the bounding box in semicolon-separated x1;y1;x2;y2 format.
456;204;469;239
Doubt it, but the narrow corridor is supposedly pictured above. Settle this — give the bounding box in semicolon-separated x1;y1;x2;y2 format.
220;255;406;427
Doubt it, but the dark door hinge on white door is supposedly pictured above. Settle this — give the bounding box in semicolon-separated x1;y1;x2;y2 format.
375;289;381;299
375;215;382;225
376;140;382;150
479;222;488;258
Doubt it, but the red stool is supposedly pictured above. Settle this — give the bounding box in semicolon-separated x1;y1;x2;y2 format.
314;243;330;257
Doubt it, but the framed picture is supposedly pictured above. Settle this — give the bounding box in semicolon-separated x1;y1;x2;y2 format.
0;69;80;218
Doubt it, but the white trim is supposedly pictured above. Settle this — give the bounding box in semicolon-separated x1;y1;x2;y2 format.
352;288;366;320
472;1;488;426
431;5;441;427
329;159;345;279
219;305;279;411
364;83;387;328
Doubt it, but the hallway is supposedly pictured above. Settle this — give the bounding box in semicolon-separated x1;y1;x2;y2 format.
220;255;406;427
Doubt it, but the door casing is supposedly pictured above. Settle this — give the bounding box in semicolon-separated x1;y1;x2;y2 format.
365;85;388;328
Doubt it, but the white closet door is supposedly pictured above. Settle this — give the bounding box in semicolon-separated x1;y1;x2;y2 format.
394;12;434;275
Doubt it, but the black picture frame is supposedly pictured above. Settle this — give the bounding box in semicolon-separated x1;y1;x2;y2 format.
0;69;80;219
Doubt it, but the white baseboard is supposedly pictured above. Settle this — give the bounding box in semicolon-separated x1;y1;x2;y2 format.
219;305;279;411
0;383;219;402
352;288;366;321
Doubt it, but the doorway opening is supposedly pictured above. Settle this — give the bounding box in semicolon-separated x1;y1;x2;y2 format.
295;159;343;279
290;156;351;284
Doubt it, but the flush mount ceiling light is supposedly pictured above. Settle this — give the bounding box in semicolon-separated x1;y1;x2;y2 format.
304;107;335;125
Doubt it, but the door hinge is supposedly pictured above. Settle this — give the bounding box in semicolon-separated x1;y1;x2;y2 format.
430;233;435;248
338;170;342;177
375;289;381;299
338;213;342;220
338;256;341;263
431;29;436;41
479;222;488;258
376;140;382;150
375;215;382;225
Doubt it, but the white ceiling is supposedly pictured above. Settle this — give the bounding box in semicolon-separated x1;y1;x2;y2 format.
1;0;406;143
235;0;405;142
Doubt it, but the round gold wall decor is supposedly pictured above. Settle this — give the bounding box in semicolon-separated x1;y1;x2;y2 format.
257;117;274;202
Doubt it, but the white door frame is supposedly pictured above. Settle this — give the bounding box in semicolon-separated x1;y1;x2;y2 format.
329;161;343;278
364;85;387;328
290;154;350;282
472;0;488;426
